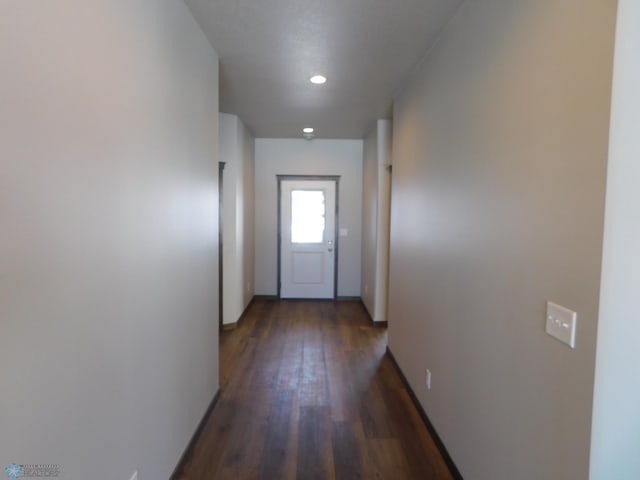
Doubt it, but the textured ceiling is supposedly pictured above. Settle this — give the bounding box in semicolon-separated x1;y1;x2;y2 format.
185;0;463;139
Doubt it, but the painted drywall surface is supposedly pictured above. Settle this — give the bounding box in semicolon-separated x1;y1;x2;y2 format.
220;113;255;325
0;3;219;479
241;122;256;309
590;1;640;478
361;120;392;322
374;120;392;323
254;139;363;296
388;1;616;479
220;113;241;325
361;125;379;315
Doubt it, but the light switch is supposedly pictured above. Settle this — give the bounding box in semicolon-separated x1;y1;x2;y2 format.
545;301;577;349
339;228;348;237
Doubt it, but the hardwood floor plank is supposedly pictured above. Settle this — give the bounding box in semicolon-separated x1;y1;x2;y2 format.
296;405;334;480
217;388;273;475
396;387;455;480
174;299;455;480
374;354;406;391
378;385;440;479
274;318;304;390
259;389;295;480
359;383;397;439
361;437;413;480
299;314;330;406
332;421;363;480
174;396;236;480
326;355;359;422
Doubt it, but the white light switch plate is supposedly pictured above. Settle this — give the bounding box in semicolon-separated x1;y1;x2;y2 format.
546;301;577;349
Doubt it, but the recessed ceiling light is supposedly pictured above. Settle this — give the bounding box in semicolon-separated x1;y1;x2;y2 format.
310;75;327;85
303;127;314;134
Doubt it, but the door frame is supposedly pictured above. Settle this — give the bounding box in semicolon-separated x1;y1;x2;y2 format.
277;174;340;299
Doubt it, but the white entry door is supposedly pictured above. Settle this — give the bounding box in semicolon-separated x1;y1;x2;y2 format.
280;179;336;299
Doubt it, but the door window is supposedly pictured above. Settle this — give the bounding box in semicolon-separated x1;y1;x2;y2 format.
291;189;325;244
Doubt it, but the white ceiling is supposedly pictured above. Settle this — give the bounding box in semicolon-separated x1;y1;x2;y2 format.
185;0;463;139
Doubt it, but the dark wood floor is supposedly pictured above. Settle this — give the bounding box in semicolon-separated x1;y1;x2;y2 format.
175;299;453;480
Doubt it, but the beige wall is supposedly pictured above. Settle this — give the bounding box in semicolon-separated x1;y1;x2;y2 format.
388;1;616;479
362;127;379;312
361;120;392;322
0;2;219;479
254;139;363;297
591;0;640;477
242;121;256;311
219;113;255;325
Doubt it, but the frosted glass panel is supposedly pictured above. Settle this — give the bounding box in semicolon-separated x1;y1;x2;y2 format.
291;189;325;243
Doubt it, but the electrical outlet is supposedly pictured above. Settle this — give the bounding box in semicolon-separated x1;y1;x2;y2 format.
129;470;138;480
426;369;432;390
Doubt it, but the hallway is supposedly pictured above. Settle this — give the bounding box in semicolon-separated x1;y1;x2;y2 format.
175;300;454;479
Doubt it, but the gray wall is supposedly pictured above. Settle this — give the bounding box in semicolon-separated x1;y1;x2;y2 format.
362;128;379;311
0;3;220;479
388;1;616;479
591;0;640;477
242;120;256;311
219;113;255;325
361;120;392;322
254;139;363;297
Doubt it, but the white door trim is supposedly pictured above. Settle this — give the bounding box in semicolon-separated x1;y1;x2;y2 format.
277;175;340;299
